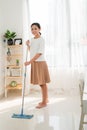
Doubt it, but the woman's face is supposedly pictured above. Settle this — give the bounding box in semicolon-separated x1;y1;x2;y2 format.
31;25;40;36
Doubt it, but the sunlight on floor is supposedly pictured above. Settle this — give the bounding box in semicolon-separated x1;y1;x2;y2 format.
0;96;67;112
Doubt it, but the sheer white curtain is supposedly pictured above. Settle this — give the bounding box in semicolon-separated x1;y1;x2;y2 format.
23;0;87;94
69;0;87;69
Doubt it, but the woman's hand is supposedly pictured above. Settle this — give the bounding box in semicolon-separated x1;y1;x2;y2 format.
26;40;30;50
24;61;30;66
26;40;30;46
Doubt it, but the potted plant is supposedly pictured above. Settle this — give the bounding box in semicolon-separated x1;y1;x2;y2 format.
16;59;19;66
4;30;17;45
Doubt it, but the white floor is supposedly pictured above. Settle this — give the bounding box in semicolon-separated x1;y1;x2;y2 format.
0;90;82;130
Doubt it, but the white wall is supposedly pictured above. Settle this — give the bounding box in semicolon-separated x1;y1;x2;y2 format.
0;0;23;37
0;0;23;96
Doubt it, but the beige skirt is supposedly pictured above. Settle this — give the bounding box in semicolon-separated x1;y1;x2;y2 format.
30;61;50;85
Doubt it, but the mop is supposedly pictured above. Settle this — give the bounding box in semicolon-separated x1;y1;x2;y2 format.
12;48;34;119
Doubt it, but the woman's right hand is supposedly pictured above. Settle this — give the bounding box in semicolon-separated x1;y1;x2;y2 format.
26;40;30;46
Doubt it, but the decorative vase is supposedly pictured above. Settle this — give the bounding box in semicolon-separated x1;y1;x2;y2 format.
7;39;13;45
7;48;11;56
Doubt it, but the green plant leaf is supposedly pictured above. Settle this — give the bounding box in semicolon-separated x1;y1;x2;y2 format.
4;30;17;39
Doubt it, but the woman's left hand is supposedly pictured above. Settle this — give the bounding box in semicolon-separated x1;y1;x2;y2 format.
24;61;30;66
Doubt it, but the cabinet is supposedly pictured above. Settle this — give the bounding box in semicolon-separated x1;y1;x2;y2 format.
5;45;23;97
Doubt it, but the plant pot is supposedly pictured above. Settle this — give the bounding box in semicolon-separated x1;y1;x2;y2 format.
7;39;13;45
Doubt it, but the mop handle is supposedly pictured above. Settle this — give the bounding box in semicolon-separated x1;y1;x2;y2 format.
21;47;28;114
24;48;28;76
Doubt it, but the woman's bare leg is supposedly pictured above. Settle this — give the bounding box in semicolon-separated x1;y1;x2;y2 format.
41;84;48;103
36;84;48;108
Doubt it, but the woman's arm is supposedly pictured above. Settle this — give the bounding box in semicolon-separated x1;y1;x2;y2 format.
24;53;42;66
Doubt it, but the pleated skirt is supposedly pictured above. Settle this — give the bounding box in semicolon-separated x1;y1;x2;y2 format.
30;61;50;85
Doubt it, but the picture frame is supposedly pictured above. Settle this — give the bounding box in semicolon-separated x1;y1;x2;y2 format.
14;38;22;45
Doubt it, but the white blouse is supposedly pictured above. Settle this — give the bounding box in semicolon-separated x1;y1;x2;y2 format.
30;37;45;61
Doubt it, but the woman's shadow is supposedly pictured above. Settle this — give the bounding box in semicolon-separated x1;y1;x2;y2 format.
35;108;54;130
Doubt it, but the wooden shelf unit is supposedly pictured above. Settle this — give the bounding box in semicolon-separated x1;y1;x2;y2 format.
5;44;23;97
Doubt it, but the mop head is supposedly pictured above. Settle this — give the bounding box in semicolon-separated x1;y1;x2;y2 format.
12;113;34;119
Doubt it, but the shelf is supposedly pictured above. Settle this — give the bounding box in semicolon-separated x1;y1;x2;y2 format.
6;76;22;78
7;54;22;57
5;43;23;97
6;65;22;68
7;45;22;48
6;84;22;90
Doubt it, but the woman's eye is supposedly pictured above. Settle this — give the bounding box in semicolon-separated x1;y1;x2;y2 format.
35;28;37;30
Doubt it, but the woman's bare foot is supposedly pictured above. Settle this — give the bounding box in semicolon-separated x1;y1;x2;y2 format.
36;103;47;109
38;99;49;105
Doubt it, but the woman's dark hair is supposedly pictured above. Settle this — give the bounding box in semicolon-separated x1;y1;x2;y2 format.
31;22;41;35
